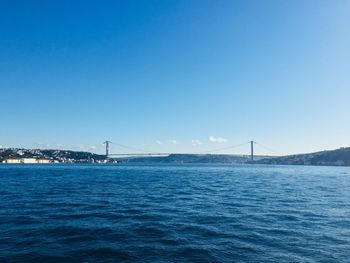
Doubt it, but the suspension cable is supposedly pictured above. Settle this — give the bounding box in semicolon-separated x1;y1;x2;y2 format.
254;142;282;156
194;141;250;154
109;141;158;154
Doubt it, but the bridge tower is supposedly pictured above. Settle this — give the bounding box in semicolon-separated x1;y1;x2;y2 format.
103;141;112;157
250;141;254;161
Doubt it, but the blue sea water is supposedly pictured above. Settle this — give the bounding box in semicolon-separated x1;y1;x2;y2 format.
0;164;350;263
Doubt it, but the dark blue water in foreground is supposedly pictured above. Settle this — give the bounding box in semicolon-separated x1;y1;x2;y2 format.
1;164;350;262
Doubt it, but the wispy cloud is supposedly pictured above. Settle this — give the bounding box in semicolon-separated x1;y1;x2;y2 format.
34;143;51;149
89;146;96;151
208;136;227;143
191;139;202;146
75;145;85;151
155;140;162;145
56;144;67;150
168;140;177;145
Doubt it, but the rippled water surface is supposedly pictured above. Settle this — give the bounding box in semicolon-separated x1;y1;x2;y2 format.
1;164;350;262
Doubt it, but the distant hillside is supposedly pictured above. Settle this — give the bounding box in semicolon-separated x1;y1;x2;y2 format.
0;148;107;163
3;147;350;166
256;147;350;166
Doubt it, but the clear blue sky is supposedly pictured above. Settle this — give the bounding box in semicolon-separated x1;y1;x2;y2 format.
1;0;349;155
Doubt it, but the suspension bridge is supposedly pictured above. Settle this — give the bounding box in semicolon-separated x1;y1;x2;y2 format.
103;140;280;161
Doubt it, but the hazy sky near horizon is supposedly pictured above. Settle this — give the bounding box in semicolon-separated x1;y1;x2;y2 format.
1;0;349;155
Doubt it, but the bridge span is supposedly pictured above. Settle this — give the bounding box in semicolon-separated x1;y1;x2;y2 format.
103;140;280;161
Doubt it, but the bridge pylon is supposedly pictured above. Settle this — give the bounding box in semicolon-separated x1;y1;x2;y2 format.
103;141;112;157
250;140;255;161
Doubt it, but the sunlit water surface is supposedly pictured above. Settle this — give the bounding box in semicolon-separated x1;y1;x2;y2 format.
1;164;350;262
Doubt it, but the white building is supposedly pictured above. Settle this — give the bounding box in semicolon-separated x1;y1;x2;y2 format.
22;158;37;164
36;159;50;164
3;159;21;164
2;158;51;164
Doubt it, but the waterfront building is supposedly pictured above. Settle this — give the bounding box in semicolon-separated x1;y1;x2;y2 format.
36;159;50;164
2;159;21;164
2;158;51;164
22;158;37;164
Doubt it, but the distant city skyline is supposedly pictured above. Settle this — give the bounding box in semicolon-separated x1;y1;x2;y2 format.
1;0;349;155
